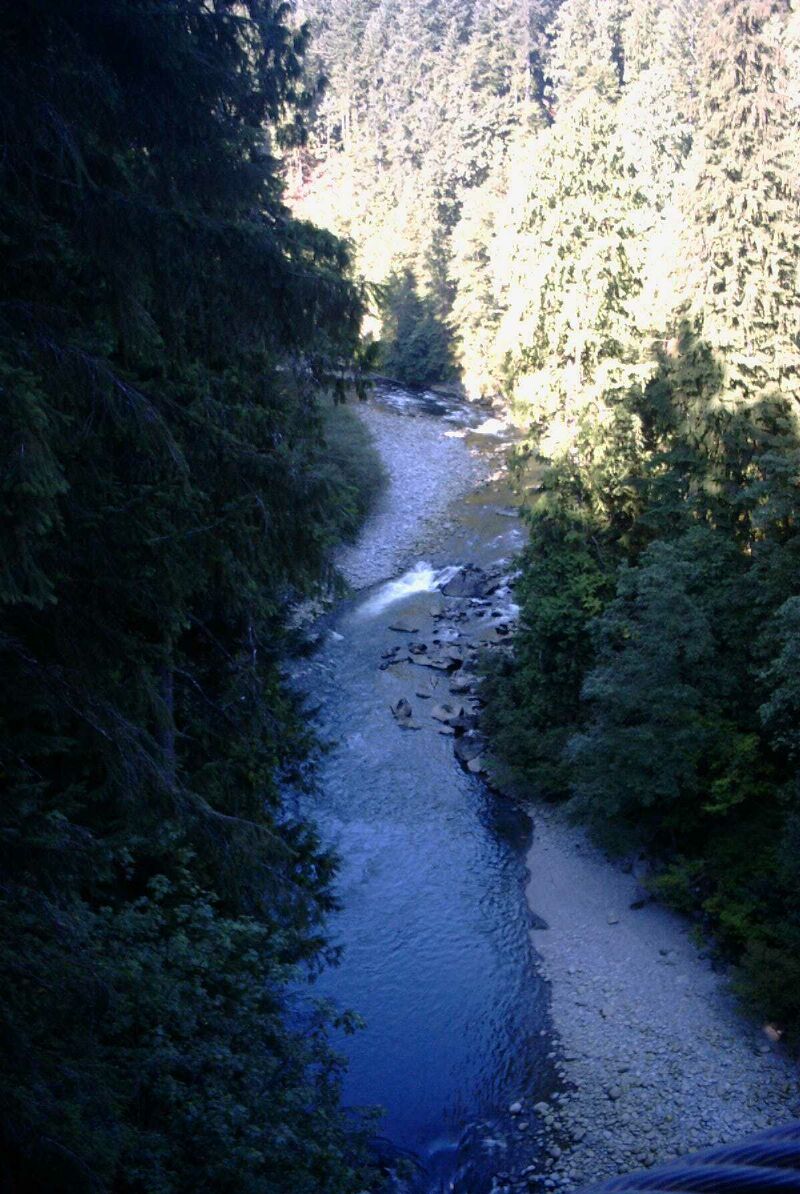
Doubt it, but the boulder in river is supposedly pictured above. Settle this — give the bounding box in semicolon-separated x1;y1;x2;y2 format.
450;672;478;694
391;697;413;721
411;654;456;671
440;564;489;599
389;621;419;633
431;702;465;725
455;733;487;765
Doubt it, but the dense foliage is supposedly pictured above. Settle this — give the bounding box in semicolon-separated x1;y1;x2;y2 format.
0;1;379;1189
483;1;800;1036
299;0;800;1036
292;0;558;385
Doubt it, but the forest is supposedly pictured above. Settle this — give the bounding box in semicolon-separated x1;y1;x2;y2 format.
0;2;380;1190
296;0;800;1035
2;0;800;1191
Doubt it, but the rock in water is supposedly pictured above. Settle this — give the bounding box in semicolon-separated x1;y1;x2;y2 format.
431;702;465;725
454;733;487;764
441;564;489;598
391;697;413;721
450;672;477;694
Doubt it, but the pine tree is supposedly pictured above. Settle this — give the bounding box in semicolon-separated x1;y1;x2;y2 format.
683;0;800;405
0;2;374;1189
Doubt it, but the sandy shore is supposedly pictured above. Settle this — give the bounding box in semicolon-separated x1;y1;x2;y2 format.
524;803;800;1190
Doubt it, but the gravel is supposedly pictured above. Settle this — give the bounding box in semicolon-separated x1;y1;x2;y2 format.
336;402;487;590
524;804;800;1190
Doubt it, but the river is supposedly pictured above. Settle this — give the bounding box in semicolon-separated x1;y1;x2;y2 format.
292;385;556;1192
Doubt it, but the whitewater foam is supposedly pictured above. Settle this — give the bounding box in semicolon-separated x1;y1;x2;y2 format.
357;561;462;617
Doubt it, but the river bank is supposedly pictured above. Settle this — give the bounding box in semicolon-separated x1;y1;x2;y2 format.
521;804;800;1191
336;387;492;591
319;385;800;1194
302;386;554;1193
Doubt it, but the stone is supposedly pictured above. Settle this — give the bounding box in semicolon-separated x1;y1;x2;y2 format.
379;656;409;670
431;702;463;724
391;697;413;721
630;885;650;910
450;672;477;694
509;1101;523;1115
467;755;487;774
410;655;453;671
454;733;487;764
441;564;489;598
607;912;620;925
388;621;419;633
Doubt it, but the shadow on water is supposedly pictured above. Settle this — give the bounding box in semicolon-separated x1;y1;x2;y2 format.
295;387;556;1192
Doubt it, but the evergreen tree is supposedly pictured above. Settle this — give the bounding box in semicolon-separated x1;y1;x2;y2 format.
0;1;376;1188
682;0;800;405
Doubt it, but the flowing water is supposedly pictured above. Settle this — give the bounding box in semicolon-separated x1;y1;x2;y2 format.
294;387;554;1192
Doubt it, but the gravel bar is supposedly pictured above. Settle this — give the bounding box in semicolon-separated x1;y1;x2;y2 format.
524;803;800;1191
336;402;487;591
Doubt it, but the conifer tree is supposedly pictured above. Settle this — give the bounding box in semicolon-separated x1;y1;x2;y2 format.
683;0;800;405
0;2;374;1189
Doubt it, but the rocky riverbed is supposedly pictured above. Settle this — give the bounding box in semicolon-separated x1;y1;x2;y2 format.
369;544;800;1192
516;808;800;1191
336;392;490;591
320;384;800;1194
